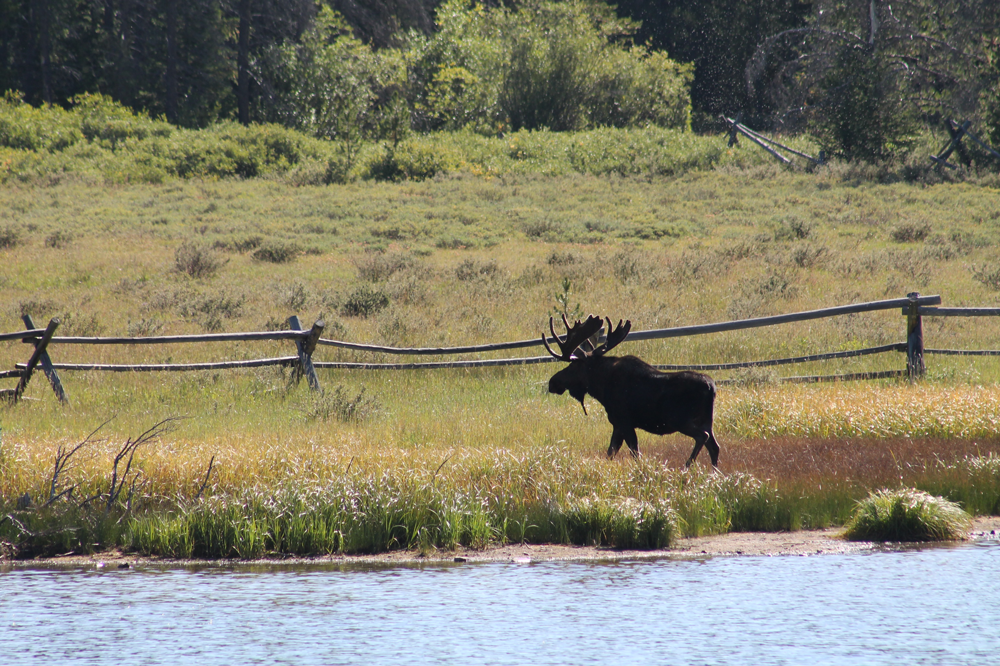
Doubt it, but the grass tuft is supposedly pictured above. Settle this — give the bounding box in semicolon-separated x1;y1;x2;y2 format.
306;386;380;422
843;488;972;542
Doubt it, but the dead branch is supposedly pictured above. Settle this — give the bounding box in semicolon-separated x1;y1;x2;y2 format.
45;418;112;507
103;417;183;514
194;455;216;500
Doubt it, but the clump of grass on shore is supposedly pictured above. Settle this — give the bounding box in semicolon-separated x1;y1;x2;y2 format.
843;488;972;542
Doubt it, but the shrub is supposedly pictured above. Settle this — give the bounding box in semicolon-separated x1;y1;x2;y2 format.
773;215;813;241
970;261;1000;291
455;258;498;281
174;242;225;278
365;139;464;181
843;488;971;542
0;225;21;249
44;230;73;248
811;46;917;163
214;235;263;253
891;222;931;243
341;285;389;317
252;242;300;264
411;0;691;134
355;252;413;282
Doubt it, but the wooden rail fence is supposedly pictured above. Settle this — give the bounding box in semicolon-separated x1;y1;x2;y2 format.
4;293;1000;404
721;115;1000;171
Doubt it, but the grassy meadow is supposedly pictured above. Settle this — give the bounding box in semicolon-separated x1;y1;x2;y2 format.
3;157;1000;558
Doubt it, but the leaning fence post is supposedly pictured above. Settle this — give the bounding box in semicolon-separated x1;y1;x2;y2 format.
9;318;60;404
287;315;324;392
22;314;69;404
906;292;925;380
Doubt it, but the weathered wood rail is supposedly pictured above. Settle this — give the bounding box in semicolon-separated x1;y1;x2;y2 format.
5;293;1000;404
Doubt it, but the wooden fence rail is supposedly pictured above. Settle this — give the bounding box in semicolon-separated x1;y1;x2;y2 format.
5;292;1000;404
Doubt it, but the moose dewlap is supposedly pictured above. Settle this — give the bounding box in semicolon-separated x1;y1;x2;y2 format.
544;315;721;467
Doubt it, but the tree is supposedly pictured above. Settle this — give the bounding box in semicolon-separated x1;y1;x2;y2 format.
611;0;810;127
407;0;692;134
266;5;408;154
750;0;999;160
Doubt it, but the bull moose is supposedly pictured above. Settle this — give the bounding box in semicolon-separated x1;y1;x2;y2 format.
543;315;720;468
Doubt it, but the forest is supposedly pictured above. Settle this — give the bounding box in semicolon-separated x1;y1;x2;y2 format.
2;0;999;165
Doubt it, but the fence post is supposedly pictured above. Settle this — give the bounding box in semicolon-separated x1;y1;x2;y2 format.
22;314;69;404
930;120;971;169
906;292;925;380
287;315;324;392
8;318;61;404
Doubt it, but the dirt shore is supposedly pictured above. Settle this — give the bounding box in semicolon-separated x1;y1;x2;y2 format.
5;516;998;569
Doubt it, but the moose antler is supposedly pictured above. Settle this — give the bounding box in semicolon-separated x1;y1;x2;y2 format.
592;318;631;356
542;314;604;361
542;316;632;361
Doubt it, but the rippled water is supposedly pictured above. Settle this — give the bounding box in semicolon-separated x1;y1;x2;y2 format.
3;543;999;665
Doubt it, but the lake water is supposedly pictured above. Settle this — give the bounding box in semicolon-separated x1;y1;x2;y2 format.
2;542;999;665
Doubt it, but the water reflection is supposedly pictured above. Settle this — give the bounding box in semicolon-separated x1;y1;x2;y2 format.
2;543;998;665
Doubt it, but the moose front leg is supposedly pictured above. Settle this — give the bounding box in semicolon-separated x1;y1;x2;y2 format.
607;428;625;458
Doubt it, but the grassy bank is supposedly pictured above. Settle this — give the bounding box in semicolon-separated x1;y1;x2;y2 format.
2;164;1000;558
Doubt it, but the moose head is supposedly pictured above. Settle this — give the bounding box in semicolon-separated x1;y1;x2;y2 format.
542;314;721;467
542;314;631;415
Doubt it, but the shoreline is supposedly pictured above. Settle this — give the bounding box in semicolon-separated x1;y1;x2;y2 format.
5;517;998;570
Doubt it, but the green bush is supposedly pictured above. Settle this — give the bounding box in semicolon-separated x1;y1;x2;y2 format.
843;488;972;542
409;0;691;134
341;284;390;317
0;94;340;183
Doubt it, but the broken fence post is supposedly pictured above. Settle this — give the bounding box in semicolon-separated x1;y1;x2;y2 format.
930;120;971;170
726;112;743;147
10;318;61;404
906;292;926;381
22;314;69;404
287;315;324;392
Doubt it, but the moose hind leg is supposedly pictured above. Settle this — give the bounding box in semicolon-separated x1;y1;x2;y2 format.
705;430;721;467
684;431;712;468
623;428;640;458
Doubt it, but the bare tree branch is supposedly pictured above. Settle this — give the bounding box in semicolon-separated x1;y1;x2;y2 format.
194;455;216;500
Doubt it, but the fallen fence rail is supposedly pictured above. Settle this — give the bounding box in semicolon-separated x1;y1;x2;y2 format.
721;115;823;166
5;292;1000;403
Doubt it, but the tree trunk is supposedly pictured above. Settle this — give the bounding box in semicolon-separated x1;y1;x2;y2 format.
165;0;178;123
36;0;52;104
238;0;251;125
117;0;134;104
